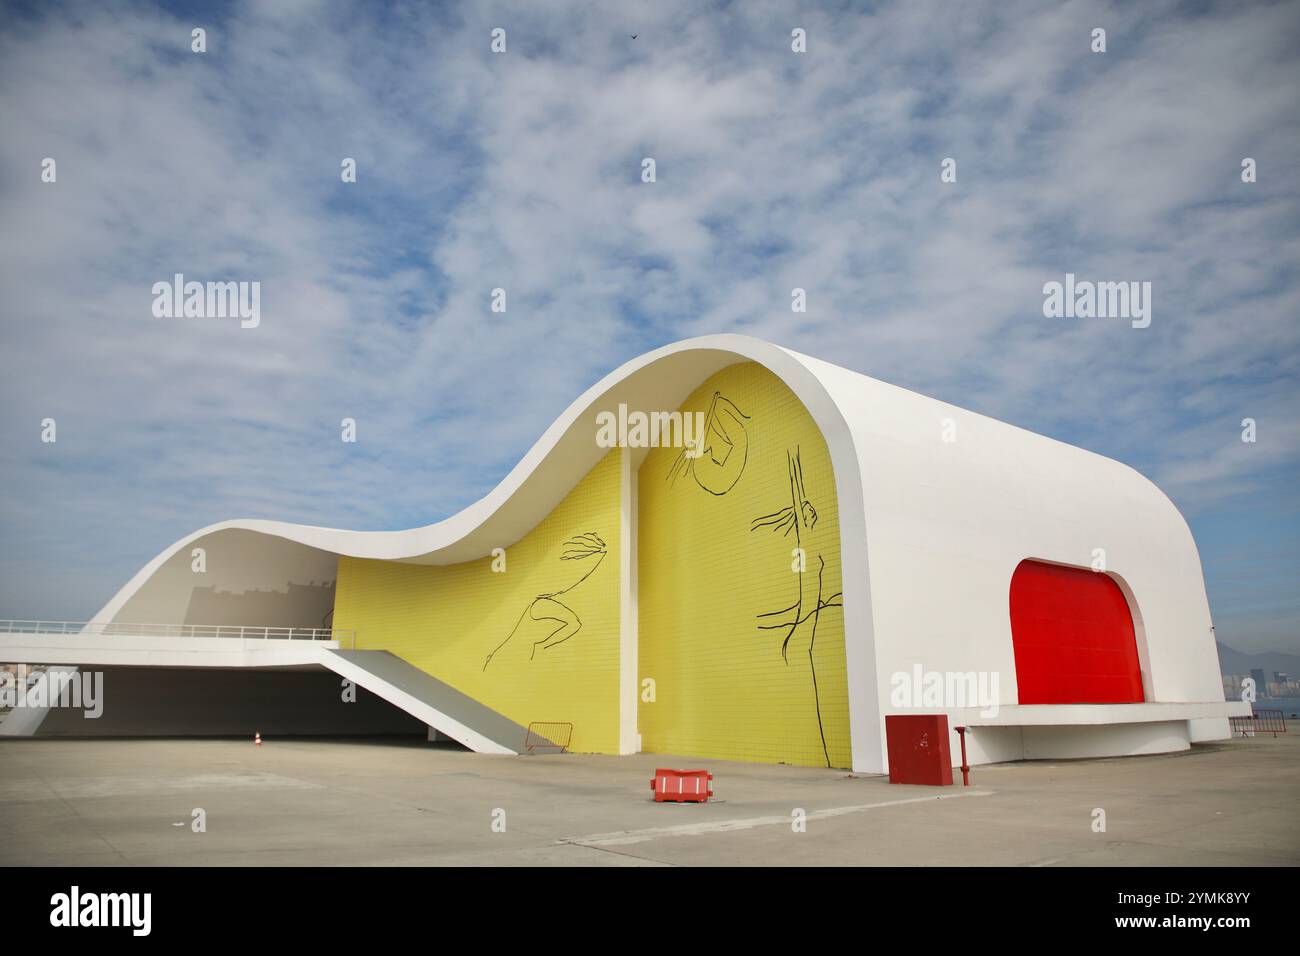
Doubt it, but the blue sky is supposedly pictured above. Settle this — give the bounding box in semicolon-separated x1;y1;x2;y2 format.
0;0;1297;653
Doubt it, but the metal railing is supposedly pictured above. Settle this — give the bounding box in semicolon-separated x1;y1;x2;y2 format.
524;721;574;754
0;619;354;646
1230;708;1287;738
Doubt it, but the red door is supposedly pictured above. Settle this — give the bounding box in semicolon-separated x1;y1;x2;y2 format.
1009;560;1145;704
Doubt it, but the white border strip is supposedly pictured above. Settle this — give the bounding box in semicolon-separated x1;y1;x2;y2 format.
564;790;993;846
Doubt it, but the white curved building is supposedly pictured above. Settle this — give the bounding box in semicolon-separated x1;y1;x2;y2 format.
6;335;1239;773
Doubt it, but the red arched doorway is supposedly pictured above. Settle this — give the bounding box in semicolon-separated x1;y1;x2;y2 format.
1009;559;1145;704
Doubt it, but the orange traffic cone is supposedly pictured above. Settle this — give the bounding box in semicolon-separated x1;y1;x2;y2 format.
254;731;262;746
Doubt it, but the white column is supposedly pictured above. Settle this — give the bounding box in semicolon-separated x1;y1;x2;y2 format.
618;447;641;754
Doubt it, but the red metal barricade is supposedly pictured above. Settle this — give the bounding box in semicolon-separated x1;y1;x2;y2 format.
1230;709;1287;738
651;768;713;803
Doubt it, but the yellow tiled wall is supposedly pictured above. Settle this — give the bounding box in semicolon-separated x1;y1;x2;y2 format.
331;362;848;767
332;451;622;754
638;362;850;768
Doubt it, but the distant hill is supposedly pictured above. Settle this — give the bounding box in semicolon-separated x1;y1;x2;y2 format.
1216;642;1300;678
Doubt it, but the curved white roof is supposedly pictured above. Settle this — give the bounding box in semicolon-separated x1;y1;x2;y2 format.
95;336;861;605
92;334;1223;773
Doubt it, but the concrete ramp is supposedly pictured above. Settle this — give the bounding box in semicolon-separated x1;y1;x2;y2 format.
0;627;549;754
319;649;534;755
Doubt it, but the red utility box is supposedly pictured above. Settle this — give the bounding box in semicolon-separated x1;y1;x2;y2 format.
885;715;954;786
651;768;713;802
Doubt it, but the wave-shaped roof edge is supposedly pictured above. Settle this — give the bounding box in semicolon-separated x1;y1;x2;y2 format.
91;333;1187;627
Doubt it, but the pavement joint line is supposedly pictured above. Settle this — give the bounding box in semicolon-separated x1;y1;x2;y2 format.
561;789;995;847
572;840;681;867
19;758;131;865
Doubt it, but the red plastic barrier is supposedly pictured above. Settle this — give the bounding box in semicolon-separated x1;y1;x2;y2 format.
651;768;713;803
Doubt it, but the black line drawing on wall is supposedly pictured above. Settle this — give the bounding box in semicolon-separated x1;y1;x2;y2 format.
751;447;844;766
667;391;751;496
482;533;607;671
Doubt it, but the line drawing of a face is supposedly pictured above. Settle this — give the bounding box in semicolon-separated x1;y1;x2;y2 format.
667;392;751;496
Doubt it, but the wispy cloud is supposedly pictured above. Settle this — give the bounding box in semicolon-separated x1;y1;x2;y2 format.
0;0;1296;651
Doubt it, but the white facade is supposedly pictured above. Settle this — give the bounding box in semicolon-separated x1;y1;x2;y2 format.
77;335;1241;774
